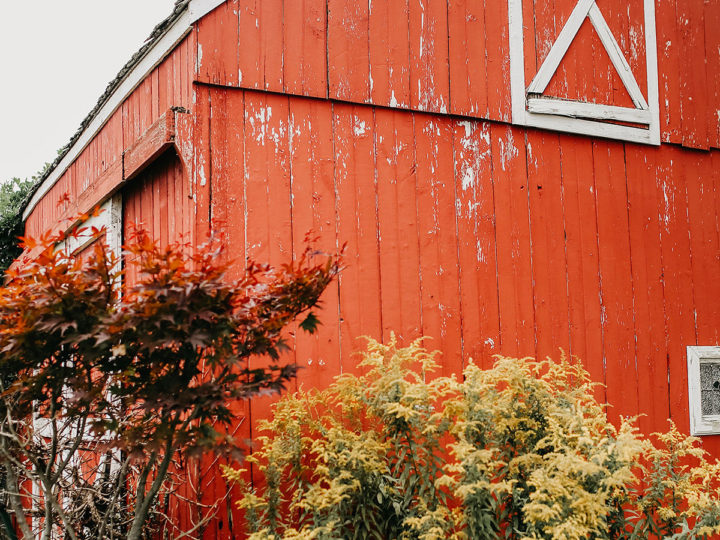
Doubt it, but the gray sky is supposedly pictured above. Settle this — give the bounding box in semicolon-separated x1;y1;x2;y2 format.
0;1;177;183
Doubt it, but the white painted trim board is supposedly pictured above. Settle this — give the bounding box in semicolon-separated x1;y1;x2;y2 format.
510;0;660;145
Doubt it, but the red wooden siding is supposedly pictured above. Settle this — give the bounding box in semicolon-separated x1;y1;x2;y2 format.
195;0;719;150
123;151;188;266
196;86;720;455
122;149;243;538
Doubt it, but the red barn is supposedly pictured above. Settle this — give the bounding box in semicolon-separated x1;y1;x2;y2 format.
21;0;720;535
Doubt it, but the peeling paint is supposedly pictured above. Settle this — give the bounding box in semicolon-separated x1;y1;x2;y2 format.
499;129;518;172
354;117;369;136
390;90;398;108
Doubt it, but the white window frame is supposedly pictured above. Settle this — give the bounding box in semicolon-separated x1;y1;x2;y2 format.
63;195;123;262
508;0;660;145
687;346;720;436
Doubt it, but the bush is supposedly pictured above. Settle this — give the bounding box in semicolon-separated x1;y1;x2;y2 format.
0;218;340;540
0;176;34;274
224;337;720;540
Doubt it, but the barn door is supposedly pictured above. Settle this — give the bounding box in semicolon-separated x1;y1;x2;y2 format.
509;0;659;144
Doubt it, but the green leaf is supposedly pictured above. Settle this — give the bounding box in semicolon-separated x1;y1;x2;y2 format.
299;312;320;334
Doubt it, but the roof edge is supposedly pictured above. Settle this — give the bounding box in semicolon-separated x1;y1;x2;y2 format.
22;0;226;221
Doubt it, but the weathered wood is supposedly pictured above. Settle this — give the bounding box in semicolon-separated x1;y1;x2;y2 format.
123;110;176;182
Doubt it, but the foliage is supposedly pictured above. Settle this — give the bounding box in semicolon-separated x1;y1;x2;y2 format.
0;177;34;273
225;338;720;540
0;218;340;540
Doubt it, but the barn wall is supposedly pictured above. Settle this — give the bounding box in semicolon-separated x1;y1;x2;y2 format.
122;149;245;537
196;0;720;150
18;2;720;535
24;32;196;239
197;85;720;463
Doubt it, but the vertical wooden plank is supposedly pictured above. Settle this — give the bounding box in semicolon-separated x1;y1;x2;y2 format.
181;35;193;109
333;103;383;372
656;0;682;143
531;0;557;87
685;153;720;346
221;90;247;281
592;140;639;425
555;0;580;101
374;108;422;343
260;0;284;92
453;120;499;369
210;88;229;253
197;0;240;86
409;0;450;112
368;0;410;108
678;0;709;149
123;178;138;287
560;136;606;394
283;0;328;97
151;70;160;121
605;0;632;108
705;0;720;149
289;98;340;388
706;151;720;458
625;145;670;434
153;156;164;247
413;115;463;377
447;0;488;117
158;58;171;113
327;0;370;103
490;124;534;356
170;36;183;106
194;84;212;244
242;91;293;490
526;130;571;361
237;0;283;91
238;0;262;89
200;92;229;536
166;150;177;246
557;137;604;391
484;0;511;121
243;93;292;264
627;0;648;99
656;146;696;434
175;109;192;256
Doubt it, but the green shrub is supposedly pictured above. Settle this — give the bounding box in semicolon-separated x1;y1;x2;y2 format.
224;337;720;539
0;176;34;273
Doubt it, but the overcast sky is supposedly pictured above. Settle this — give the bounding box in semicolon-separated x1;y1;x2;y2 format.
0;1;177;183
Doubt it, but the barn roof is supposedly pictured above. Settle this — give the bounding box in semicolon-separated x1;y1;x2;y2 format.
22;0;223;220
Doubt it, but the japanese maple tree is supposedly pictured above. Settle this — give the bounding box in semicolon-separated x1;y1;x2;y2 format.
0;217;339;540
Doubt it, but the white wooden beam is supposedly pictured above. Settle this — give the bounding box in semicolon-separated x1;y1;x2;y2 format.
527;0;595;94
189;0;227;23
508;0;528;125
524;111;655;144
643;0;661;145
587;4;649;110
527;97;651;123
509;0;660;146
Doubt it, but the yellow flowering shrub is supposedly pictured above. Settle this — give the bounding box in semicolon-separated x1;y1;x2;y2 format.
224;338;720;539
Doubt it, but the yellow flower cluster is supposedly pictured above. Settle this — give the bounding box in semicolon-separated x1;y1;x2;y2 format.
224;338;720;539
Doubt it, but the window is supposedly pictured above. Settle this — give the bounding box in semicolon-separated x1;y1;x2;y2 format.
508;0;660;145
687;346;720;436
